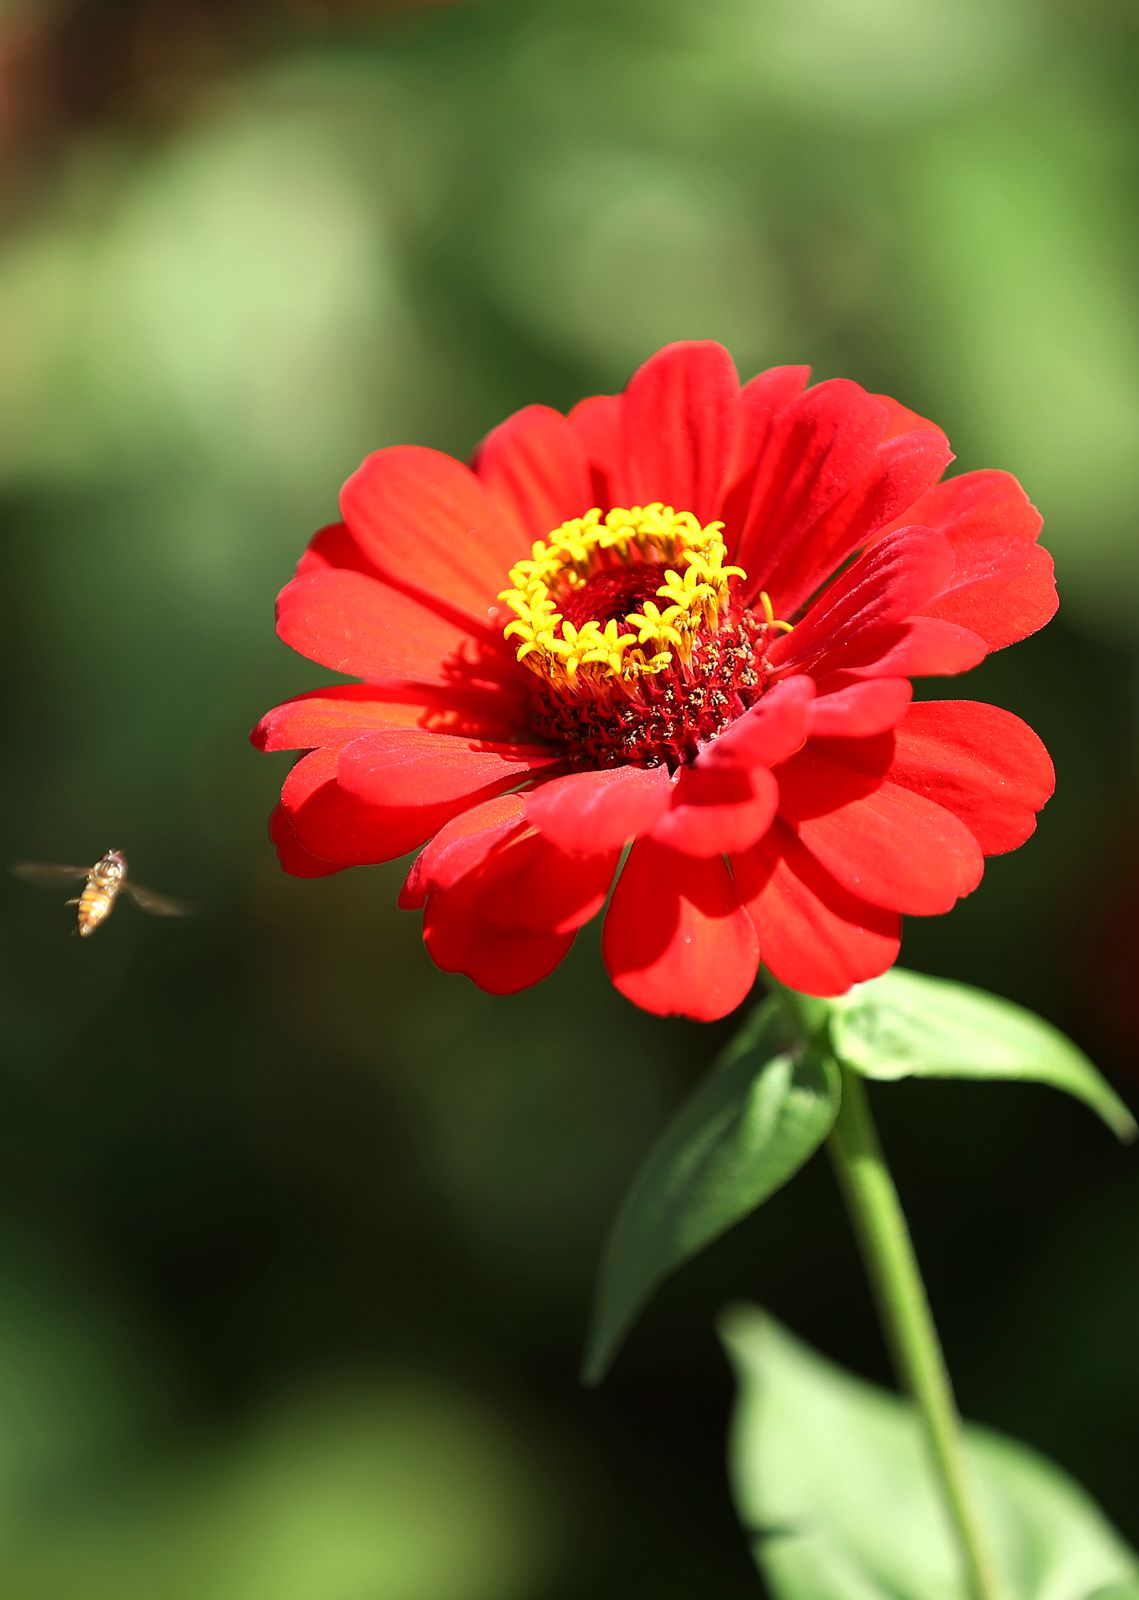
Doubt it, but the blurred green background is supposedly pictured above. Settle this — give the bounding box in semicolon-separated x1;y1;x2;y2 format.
1;1;1137;1595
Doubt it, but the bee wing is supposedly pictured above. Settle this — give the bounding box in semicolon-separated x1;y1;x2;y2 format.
13;862;90;888
125;882;195;917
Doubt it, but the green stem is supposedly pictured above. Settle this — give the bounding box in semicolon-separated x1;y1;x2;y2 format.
827;1062;1006;1600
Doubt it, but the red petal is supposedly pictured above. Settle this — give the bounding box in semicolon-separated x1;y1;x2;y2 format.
719;365;811;537
733;819;900;995
338;729;557;810
769;526;955;678
422;872;574;994
927;537;1056;652
873;471;1055;651
650;763;778;856
305;731;554;864
280;747;406;867
524;762;672;853
777;743;985;915
567;392;622;505
700;676;816;769
603;840;759;1021
766;424;952;618
276;569;509;689
877;467;1042;545
296;521;381;579
405;792;616;936
873;394;943;441
732;380;882;582
615;341;740;522
400;793;527;908
888;701;1055;855
252;683;526;752
341;446;520;624
839;616;988;679
808;676;913;738
471;404;594;543
732;381;951;616
269;800;345;878
480;831;619;935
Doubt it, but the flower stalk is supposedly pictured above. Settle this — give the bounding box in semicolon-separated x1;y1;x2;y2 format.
826;1061;1007;1600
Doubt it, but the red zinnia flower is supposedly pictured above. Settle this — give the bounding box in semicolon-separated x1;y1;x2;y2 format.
253;342;1056;1021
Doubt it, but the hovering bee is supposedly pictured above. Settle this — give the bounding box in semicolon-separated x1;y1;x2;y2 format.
13;849;193;937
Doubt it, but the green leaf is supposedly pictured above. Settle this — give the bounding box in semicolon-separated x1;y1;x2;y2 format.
582;1001;839;1386
828;968;1137;1142
722;1307;1139;1600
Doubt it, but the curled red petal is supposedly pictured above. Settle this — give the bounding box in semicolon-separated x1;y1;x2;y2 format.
400;793;527;909
524;762;672;854
341;445;520;624
807;676;913;738
763;426;955;619
877;466;1042;545
480;831;619;935
603;839;759;1021
280;747;409;867
927;534;1056;652
700;676;816;769
732;380;883;581
615;341;741;523
769;526;955;678
838;616;988;679
422;870;574;994
405;789;616;939
777;743;985;915
732;381;951;616
873;470;1056;651
733;819;901;996
872;394;943;441
269;800;345;879
471;404;594;544
650;763;778;856
887;701;1055;856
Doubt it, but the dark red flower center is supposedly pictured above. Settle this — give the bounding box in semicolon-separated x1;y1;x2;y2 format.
498;504;791;770
557;564;672;631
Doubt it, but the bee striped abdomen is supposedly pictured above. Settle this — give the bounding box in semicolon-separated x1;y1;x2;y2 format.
77;883;115;936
